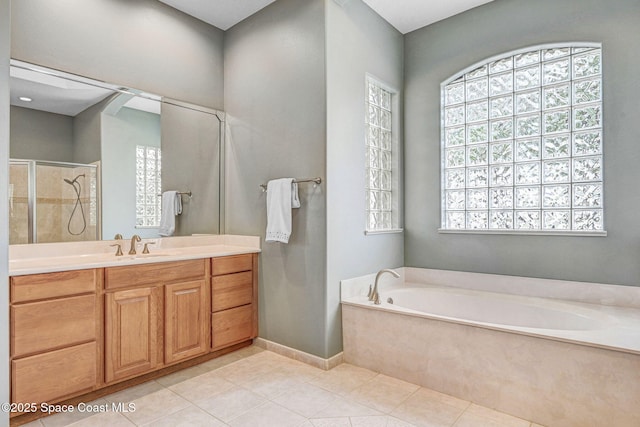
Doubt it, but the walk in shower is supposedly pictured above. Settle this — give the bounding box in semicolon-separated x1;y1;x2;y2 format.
9;160;100;244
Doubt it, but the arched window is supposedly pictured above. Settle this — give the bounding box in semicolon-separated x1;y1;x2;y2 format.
441;44;604;233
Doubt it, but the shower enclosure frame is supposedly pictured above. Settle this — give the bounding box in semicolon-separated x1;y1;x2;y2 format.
9;159;101;243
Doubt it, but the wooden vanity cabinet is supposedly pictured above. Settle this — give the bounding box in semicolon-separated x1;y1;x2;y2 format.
104;259;209;383
10;269;102;405
9;252;258;416
211;254;258;350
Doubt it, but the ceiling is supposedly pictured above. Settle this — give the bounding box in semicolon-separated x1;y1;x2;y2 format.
10;62;161;117
158;0;495;34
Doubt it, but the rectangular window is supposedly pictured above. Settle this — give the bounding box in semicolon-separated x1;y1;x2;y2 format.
365;76;400;233
135;145;162;228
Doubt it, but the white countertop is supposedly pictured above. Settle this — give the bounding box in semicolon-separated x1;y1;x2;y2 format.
9;235;261;276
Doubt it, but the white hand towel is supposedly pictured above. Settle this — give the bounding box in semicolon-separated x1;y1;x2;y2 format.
266;178;297;243
159;191;182;236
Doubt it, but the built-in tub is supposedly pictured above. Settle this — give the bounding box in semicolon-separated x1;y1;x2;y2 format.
341;268;640;427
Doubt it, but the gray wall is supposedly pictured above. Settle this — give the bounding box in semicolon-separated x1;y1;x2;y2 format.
224;0;329;357
11;0;224;109
161;102;221;236
325;0;404;356
10;106;74;162
404;0;640;286
102;105;161;239
0;0;10;422
74;97;114;164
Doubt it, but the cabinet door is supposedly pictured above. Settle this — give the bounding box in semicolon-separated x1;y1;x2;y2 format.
12;342;97;404
212;304;253;350
105;287;161;383
165;280;209;364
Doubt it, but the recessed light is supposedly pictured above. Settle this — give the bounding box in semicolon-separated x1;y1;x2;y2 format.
19;96;32;102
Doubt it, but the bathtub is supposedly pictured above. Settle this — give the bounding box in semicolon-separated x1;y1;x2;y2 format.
341;268;640;427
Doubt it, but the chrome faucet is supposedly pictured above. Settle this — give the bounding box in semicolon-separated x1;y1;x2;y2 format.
368;269;400;305
129;234;141;255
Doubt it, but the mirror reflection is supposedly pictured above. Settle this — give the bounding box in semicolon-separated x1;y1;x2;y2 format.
9;60;222;243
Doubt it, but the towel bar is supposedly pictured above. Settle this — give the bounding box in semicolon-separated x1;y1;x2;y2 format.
259;177;322;192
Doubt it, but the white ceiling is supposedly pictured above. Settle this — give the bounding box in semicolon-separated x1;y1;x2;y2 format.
362;0;495;34
158;0;495;34
158;0;277;31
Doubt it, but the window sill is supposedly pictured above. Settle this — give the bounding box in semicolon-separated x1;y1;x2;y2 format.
438;228;607;237
365;228;404;236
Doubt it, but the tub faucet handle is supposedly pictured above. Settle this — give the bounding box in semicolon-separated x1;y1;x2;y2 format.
367;284;373;299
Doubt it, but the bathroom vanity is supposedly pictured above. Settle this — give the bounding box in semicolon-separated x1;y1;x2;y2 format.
8;235;259;418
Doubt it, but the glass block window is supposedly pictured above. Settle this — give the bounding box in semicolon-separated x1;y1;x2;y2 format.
441;44;604;232
136;145;162;227
366;77;397;232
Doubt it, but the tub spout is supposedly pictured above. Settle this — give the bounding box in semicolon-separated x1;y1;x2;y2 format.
369;269;400;305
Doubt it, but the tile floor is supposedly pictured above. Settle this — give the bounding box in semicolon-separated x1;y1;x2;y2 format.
21;346;544;427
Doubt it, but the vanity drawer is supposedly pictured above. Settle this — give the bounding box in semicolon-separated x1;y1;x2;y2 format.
211;254;253;276
105;259;206;289
212;305;253;350
11;294;97;357
212;271;253;312
12;341;97;404
11;269;98;303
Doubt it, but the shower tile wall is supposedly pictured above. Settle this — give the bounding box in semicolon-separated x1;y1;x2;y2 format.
10;164;98;244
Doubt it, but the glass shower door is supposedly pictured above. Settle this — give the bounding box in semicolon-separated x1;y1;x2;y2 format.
9;160;32;244
9;160;100;243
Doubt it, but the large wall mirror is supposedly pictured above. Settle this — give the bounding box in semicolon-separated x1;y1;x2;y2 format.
9;60;223;244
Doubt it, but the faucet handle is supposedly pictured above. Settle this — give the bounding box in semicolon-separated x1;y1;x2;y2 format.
142;242;156;254
367;284;373;300
114;233;123;240
110;243;123;256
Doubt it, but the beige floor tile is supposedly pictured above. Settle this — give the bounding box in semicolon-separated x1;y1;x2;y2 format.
309;416;351;427
120;388;191;425
240;367;306;399
195;386;267;422
40;399;110;427
350;415;417;426
349;374;420;413
310;363;378;395
65;411;135;427
313;396;383;418
390;387;469;427
453;404;530;427
198;352;249;372
277;359;325;382
155;364;212;387
168;370;236;402
213;355;280;385
140;406;229;426
272;382;339;418
227;402;307;427
14;420;44;427
102;380;165;405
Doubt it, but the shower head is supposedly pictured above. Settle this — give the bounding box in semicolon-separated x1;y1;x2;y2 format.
64;174;85;185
